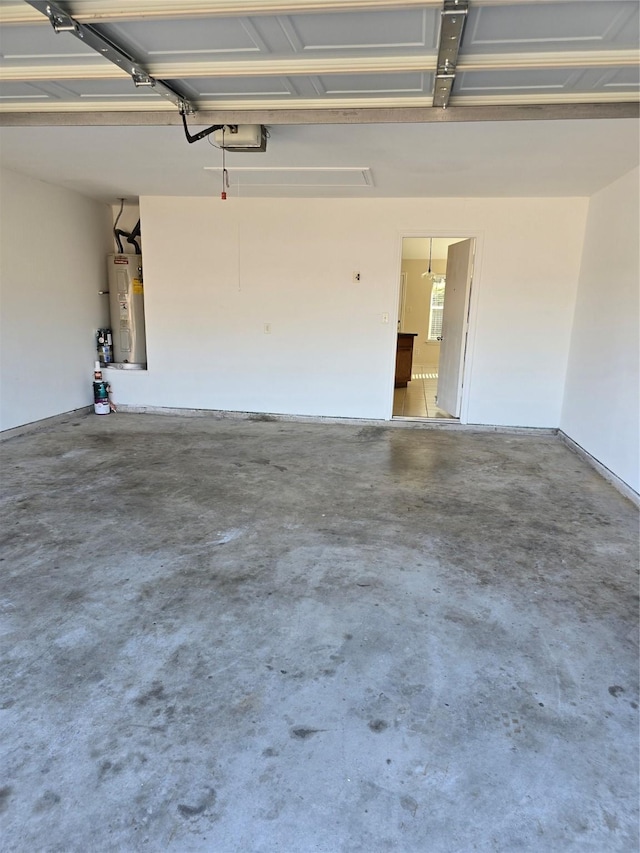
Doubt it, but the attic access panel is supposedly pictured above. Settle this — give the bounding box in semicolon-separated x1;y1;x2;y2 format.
204;165;374;189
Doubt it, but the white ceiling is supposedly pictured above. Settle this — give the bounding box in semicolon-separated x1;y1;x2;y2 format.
0;117;637;201
0;0;638;201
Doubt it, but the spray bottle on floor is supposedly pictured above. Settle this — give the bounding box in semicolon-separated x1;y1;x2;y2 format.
93;361;112;415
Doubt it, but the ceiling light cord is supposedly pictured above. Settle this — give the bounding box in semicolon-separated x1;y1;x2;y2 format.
221;127;228;200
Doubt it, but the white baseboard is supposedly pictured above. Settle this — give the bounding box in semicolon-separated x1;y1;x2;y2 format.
0;406;92;442
114;403;556;435
558;430;639;507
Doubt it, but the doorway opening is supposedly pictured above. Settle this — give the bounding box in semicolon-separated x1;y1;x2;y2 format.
393;236;475;420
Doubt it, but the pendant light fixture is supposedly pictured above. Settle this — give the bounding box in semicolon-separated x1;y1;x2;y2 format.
421;238;434;278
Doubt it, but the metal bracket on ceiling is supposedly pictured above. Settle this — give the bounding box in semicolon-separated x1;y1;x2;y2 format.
24;0;195;115
433;0;469;109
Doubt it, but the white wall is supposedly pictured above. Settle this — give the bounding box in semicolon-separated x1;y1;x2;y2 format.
0;168;111;431
106;195;587;428
561;167;640;493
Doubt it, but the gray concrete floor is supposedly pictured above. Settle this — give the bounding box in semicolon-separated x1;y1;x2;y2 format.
1;413;638;853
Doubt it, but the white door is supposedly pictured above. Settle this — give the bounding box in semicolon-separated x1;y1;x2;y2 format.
436;239;474;417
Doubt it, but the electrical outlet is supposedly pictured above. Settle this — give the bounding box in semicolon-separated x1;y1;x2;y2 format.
264;323;271;334
352;271;361;283
382;312;389;324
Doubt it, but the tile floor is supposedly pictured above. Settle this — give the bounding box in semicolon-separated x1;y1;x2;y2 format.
393;365;454;419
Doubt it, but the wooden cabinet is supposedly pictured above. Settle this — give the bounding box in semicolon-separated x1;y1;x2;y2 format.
395;333;418;387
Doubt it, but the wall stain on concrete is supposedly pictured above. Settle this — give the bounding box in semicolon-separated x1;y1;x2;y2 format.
135;681;165;706
291;727;322;739
33;791;61;812
0;787;12;813
177;787;217;818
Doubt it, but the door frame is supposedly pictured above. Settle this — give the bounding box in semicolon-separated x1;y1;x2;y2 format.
397;271;408;331
390;229;484;423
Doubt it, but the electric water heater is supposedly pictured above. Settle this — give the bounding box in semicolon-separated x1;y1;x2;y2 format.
107;254;147;368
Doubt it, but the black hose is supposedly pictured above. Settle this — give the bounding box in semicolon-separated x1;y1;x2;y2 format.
126;220;141;254
113;198;125;252
182;111;225;144
114;229;128;254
